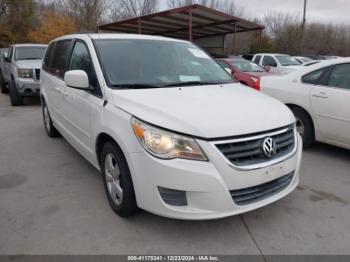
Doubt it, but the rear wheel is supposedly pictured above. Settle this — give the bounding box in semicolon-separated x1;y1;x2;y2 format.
101;142;138;217
42;101;60;137
0;71;8;94
9;79;23;106
291;107;314;148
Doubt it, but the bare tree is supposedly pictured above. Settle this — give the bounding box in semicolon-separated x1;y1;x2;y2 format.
109;0;159;21
57;0;106;32
0;0;10;19
167;0;194;8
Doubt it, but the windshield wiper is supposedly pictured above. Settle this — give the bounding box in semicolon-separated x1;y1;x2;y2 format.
163;81;228;87
111;84;163;89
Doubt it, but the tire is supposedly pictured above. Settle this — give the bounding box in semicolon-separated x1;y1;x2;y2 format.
101;141;138;217
291;107;314;148
0;71;8;94
9;79;23;106
42;100;60;138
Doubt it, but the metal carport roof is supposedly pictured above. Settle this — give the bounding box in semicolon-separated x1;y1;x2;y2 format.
98;4;264;54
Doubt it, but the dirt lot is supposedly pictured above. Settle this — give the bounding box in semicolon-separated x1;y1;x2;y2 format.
0;94;349;255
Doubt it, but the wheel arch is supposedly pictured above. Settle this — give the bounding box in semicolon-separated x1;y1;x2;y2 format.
95;131;141;208
95;132;124;168
286;103;316;135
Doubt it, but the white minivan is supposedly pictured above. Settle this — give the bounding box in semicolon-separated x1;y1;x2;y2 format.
40;34;302;219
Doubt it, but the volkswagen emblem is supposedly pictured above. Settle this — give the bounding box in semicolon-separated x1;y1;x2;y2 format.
261;137;277;158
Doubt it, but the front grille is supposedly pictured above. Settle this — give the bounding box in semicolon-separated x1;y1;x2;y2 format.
35;69;40;81
215;125;295;167
230;172;294;205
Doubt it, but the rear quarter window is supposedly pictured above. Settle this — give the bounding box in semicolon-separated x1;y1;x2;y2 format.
302;67;328;85
253;55;261;64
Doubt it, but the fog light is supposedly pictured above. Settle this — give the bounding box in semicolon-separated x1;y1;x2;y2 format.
158;187;187;206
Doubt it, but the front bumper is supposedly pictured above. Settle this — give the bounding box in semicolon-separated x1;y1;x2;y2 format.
127;134;302;220
15;78;40;96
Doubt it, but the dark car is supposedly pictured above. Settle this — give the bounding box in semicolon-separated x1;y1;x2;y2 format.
216;58;273;90
241;54;254;61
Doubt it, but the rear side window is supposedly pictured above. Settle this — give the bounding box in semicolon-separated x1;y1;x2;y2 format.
302;67;328;84
253;55;261;64
327;63;350;89
262;56;277;67
42;43;55;71
50;40;72;78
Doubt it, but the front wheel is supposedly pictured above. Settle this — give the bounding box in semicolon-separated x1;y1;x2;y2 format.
9;79;23;106
42;101;60;137
101;142;138;217
0;71;8;94
291;107;314;148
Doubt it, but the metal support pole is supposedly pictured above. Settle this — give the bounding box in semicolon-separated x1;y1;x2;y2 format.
233;23;237;55
302;0;307;32
138;17;142;34
189;8;193;41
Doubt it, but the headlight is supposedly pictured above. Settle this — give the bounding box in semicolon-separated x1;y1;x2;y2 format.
18;69;33;78
131;117;207;161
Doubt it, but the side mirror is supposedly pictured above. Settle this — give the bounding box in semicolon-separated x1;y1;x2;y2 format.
4;55;10;63
264;65;271;72
64;70;91;90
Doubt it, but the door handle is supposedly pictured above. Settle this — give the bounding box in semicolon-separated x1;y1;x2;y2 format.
62;90;68;96
54;86;60;92
312;92;328;99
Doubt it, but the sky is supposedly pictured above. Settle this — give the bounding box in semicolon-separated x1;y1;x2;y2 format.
159;0;350;25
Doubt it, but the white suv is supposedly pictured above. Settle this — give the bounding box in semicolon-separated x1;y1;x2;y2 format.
40;34;302;219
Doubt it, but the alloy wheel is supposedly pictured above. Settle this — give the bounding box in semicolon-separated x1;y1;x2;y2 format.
104;153;123;206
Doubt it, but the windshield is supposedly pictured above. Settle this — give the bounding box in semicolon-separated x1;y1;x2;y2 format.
229;59;265;72
15;46;46;60
275;55;301;66
300;57;312;63
94;39;233;88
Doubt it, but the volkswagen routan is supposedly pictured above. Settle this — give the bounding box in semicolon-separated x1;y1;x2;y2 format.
40;34;302;219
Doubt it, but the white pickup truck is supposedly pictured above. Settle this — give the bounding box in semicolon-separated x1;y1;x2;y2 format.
0;44;47;106
252;53;303;74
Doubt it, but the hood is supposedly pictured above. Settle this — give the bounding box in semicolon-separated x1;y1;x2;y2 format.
110;83;295;139
15;59;42;69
